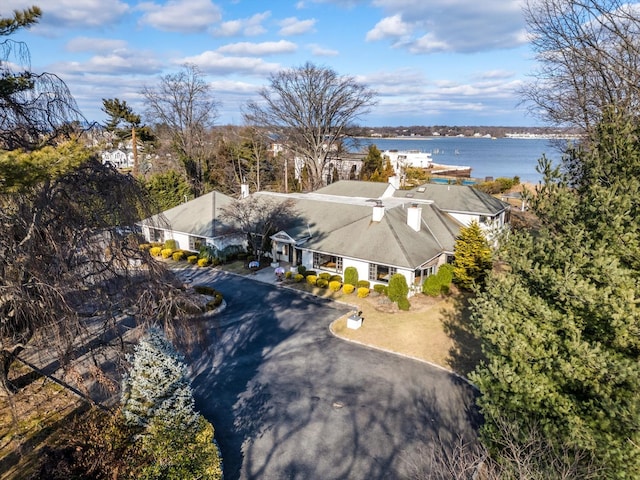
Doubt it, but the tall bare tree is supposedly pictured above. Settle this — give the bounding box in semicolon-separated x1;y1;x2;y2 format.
141;64;219;196
0;6;84;151
521;0;640;132
244;62;376;191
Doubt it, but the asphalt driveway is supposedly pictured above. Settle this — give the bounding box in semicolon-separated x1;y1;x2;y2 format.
186;269;480;480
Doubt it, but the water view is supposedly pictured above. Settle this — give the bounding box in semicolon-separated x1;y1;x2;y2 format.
350;137;567;184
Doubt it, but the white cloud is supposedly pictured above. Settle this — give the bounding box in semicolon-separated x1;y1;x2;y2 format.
137;0;222;33
65;37;128;54
308;44;339;56
365;14;412;41
278;17;316;36
179;51;280;75
5;0;130;31
217;40;297;56
212;12;271;37
54;50;163;75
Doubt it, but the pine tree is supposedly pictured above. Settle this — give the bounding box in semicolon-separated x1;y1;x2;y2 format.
360;144;383;180
452;221;492;290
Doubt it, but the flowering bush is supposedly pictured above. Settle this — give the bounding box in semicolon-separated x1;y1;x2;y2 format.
357;287;370;298
343;284;355;294
329;280;342;292
150;246;162;257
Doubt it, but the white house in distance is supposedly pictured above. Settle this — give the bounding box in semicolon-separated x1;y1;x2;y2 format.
139;178;509;293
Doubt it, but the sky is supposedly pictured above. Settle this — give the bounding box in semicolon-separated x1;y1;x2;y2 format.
5;0;540;127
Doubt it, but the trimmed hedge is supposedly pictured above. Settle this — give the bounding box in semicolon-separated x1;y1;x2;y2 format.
422;264;454;297
329;280;342;292
343;284;355;294
330;275;342;283
373;284;388;295
344;266;358;286
172;251;185;261
319;272;331;280
164;239;178;250
285;271;292;279
357;287;370;298
317;278;329;288
294;274;304;282
149;246;162;257
306;275;317;286
357;280;371;289
397;297;411;311
197;258;210;267
297;265;306;276
187;255;198;264
388;273;409;303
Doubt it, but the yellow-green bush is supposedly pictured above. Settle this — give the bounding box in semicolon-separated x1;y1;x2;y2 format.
294;274;304;282
343;284;355;294
285;271;292;279
187;255;198;264
161;248;174;259
139;243;152;252
330;275;342;283
306;275;317;286
150;246;162;257
317;278;329;288
329;280;342;292
172;251;185;261
197;258;210;267
319;272;331;280
357;287;370;298
357;280;371;289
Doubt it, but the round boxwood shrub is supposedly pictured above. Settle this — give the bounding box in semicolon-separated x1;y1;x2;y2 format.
172;251;185;261
422;275;442;296
304;270;317;277
319;272;331;280
329;280;342;292
187;255;198;264
285;271;292;280
149;246;162;257
161;248;174;259
317;278;329;288
357;280;370;289
397;297;411;311
294;273;304;282
373;284;388;295
329;275;342;283
344;266;358;287
306;275;317;286
164;239;178;250
343;284;355;294
388;273;409;303
197;258;210;267
297;265;306;276
357;287;370;298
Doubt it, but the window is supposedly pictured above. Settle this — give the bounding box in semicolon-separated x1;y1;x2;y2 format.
189;236;206;251
313;252;342;272
368;263;396;283
149;227;164;243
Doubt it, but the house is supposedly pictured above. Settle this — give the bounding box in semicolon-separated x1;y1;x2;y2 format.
139;179;509;293
138;191;245;252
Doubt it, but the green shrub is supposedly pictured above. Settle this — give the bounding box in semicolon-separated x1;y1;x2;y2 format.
304;270;317;277
161;248;174;259
344;266;358;286
329;275;342;283
197;258;209;267
172;251;185;261
317;278;329;288
343;284;355;294
357;287;370;298
422;275;442;296
149;246;162;257
373;284;388;295
187;255;198;264
329;280;341;292
437;263;454;285
294;274;304;283
297;265;306;276
397;297;411;311
357;280;370;289
319;272;331;280
164;239;178;250
306;275;317;286
285;271;292;279
388;273;409;303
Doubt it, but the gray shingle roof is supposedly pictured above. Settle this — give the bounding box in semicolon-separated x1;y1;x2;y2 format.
396;183;509;215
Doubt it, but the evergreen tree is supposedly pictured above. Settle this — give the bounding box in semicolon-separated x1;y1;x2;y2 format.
452;221;492;290
360;144;383;180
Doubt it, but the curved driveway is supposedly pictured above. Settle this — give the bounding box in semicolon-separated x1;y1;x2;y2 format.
187;269;480;480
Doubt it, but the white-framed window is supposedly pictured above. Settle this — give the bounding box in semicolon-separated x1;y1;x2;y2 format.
368;263;396;283
189;236;206;251
313;252;343;273
149;227;165;243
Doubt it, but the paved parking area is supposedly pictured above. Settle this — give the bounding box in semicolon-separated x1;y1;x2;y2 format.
185;268;480;480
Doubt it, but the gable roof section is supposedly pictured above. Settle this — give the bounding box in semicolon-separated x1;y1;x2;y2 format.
314;180;393;199
396;183;508;215
140;191;237;238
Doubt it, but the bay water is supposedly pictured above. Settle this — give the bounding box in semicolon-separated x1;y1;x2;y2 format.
351;137;567;184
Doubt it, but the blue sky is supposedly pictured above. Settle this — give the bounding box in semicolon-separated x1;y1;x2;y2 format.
6;0;538;127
